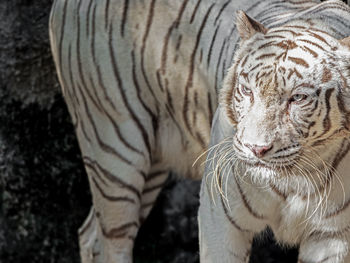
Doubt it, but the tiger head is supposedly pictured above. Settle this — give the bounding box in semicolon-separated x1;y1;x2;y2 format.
222;11;350;177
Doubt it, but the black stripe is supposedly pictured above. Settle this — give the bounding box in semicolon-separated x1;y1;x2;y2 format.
86;0;93;37
235;176;265;219
131;51;159;133
58;0;69;82
92;177;136;203
143;182;165;194
196;132;206;148
91;3;97;65
234;93;243;103
286;0;314;5
190;0;202;24
311;128;344;148
222;37;230;80
332;139;350;170
194;91;199;106
121;0;129;37
75;0;93;105
175;34;182;51
207;92;214;125
214;38;226;93
219;194;250;232
214;0;230;25
104;0;110;30
269;183;287;200
173;34;182;63
101;221;139;239
85;160;108;186
310;225;350;240
140;171;147;182
250;62;263;72
325;142;350;218
140;0;160;104
192;109;197;127
64;43;80;129
67;45;91;141
207;22;220;67
322;88;335;135
84;156;142;200
155;69;165;92
306;30;331;47
166;83;175;112
146;171;167;182
299;39;326;52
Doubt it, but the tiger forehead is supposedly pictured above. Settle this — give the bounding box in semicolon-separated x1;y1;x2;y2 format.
239;26;338;71
240;63;288;94
237;27;340;98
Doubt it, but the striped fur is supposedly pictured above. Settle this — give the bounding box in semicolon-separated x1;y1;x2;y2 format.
199;1;350;262
48;0;350;262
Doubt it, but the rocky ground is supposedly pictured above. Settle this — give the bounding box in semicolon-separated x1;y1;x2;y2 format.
1;0;345;262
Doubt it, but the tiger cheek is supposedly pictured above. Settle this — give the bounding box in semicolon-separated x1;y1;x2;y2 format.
338;37;350;130
228;89;239;125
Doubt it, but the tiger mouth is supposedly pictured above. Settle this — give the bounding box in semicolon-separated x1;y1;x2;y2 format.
232;139;301;171
238;157;297;171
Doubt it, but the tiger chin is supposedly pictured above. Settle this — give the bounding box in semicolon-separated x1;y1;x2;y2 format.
199;7;350;263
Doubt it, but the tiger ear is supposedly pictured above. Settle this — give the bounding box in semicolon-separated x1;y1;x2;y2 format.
236;10;267;40
340;36;350;49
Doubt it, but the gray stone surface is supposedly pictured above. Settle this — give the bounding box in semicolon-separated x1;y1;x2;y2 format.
0;1;90;262
4;0;347;262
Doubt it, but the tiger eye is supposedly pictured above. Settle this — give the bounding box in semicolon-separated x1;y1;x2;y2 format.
291;93;308;103
241;85;252;96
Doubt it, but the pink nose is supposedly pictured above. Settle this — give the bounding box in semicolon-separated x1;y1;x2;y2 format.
245;144;272;158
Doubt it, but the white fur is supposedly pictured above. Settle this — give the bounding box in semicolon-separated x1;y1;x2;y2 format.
199;2;350;262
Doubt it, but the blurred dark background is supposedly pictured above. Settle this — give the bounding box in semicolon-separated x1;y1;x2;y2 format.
1;0;346;262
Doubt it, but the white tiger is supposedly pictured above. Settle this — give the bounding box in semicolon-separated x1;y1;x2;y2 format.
199;2;350;263
48;0;350;262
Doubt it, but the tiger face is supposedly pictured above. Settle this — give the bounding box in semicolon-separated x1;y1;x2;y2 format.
222;11;350;177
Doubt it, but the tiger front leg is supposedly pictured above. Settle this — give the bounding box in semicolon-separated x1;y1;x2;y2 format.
79;155;148;263
73;113;157;263
298;234;350;263
198;179;256;263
